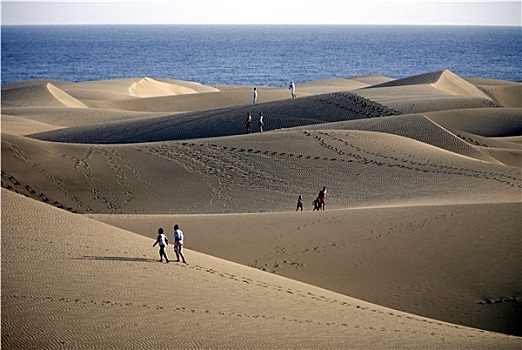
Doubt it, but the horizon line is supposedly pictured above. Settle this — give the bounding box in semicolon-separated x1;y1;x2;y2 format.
2;23;520;27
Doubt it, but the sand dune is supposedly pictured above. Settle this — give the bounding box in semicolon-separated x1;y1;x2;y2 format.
371;70;492;99
291;114;505;164
296;77;373;93
432;70;493;98
425;108;522;137
92;201;522;337
1;106;168;128
57;77;218;100
479;146;522;167
1;79;73;108
462;76;522;108
355;70;505;113
2;70;521;347
128;77;220;97
476;84;522;108
4;189;519;349
46;83;88;108
1;114;65;135
89;88;296;113
29;91;400;143
3;128;519;213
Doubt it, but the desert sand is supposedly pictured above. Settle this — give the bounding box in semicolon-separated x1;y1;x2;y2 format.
2;70;521;349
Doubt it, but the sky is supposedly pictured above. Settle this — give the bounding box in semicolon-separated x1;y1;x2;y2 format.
1;1;521;26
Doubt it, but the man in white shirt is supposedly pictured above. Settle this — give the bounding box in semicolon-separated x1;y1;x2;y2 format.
173;224;187;264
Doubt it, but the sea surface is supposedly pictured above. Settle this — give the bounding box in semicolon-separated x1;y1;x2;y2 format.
2;25;521;86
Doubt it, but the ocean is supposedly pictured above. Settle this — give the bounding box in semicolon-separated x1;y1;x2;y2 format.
1;25;521;86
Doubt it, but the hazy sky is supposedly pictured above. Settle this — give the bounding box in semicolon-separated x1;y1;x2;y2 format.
2;1;521;26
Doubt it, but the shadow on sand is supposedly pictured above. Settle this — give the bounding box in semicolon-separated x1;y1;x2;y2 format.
76;256;158;263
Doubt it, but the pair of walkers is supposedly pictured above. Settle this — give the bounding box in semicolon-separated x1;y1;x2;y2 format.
253;82;295;103
152;224;187;264
246;112;264;133
296;186;327;211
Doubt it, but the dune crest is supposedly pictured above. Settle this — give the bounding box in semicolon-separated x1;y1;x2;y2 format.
432;70;492;99
365;70;491;98
129;77;204;98
46;83;87;108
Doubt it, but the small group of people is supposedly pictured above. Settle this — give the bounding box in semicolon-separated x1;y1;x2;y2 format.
152;224;187;264
246;112;264;133
248;81;296;134
296;186;327;211
252;81;296;104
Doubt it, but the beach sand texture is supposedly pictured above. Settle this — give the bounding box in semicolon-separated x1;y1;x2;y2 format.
2;70;521;348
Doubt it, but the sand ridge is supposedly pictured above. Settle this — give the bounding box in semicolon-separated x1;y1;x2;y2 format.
128;77;220;97
46;83;88;108
28;91;401;143
354;70;511;114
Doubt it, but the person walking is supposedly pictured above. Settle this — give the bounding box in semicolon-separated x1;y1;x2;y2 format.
318;186;327;210
253;87;258;104
173;224;187;264
289;81;296;98
296;195;304;211
312;198;321;211
258;112;264;133
152;227;169;263
246;112;252;133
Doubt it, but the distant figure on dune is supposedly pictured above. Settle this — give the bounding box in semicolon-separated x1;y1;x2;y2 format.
296;195;303;211
289;81;296;98
312;186;327;211
312;198;322;211
258;112;264;133
316;186;327;210
152;227;169;263
253;87;258;104
246;112;252;133
173;224;187;264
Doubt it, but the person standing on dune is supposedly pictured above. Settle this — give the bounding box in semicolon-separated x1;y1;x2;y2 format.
173;224;187;264
253;87;258;104
246;112;252;133
296;195;304;211
258;112;264;133
318;186;327;210
289;81;296;98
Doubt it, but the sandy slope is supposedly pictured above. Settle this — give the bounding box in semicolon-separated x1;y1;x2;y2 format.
425;108;522;137
355;70;506;113
2;130;519;214
2;70;521;347
28;91;400;143
2;190;520;349
92;201;522;336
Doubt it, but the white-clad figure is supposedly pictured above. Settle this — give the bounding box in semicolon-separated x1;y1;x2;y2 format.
173;224;187;264
253;87;258;104
289;81;296;98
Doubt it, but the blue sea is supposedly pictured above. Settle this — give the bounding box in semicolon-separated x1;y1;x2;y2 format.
2;25;521;86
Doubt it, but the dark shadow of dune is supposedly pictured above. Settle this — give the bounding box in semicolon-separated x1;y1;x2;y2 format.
29;91;400;144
